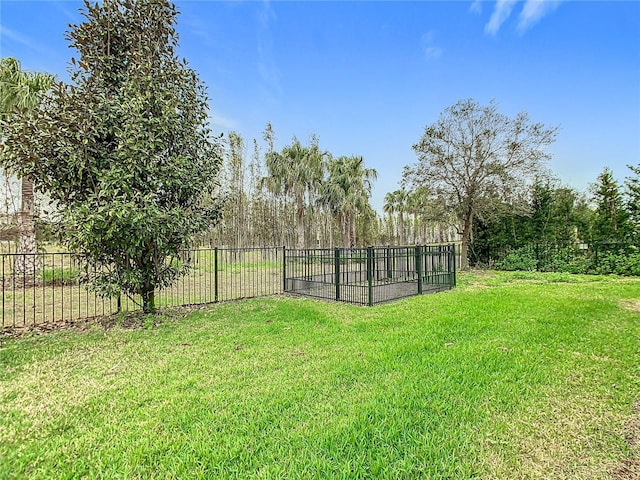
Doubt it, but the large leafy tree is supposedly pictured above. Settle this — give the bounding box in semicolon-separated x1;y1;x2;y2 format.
0;57;55;275
1;0;222;313
321;155;377;248
405;99;558;268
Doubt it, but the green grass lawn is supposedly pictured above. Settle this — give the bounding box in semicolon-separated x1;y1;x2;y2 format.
1;271;638;479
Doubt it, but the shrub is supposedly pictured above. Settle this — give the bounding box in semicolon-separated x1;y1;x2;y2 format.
591;247;640;276
494;246;537;271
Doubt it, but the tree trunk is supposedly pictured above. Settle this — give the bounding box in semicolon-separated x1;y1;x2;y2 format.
142;289;155;314
349;213;356;248
399;212;405;246
14;176;38;280
342;213;350;249
295;193;305;249
460;209;473;270
328;215;334;248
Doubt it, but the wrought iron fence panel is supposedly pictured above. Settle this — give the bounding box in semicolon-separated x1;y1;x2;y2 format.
284;245;456;306
1;247;284;329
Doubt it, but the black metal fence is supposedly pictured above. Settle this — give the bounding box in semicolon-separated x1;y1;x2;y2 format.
0;247;283;329
284;245;457;306
1;244;457;329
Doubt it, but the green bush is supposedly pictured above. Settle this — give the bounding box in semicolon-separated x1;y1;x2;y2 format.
491;243;640;276
538;246;591;274
591;247;640;276
494;246;537;271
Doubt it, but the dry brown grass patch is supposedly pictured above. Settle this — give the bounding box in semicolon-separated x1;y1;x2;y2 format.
620;299;640;313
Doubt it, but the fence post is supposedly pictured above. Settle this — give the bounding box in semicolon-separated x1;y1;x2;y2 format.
406;247;410;280
450;244;457;288
415;245;423;295
367;246;373;306
334;247;341;301
214;247;219;303
386;245;392;279
282;246;287;293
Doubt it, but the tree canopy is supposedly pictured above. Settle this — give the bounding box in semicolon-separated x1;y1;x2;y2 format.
263;136;324;249
321;155;377;248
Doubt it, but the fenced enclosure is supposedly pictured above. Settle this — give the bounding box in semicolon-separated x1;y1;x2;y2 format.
0;247;284;329
284;245;456;306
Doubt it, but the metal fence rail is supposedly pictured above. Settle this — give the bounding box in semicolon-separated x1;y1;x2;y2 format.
284;245;456;306
1;247;283;329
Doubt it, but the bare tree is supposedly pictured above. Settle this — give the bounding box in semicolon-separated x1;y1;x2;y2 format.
405;99;558;268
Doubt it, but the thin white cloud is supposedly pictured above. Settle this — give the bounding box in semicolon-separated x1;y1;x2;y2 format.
482;0;563;35
469;0;483;14
0;24;42;51
421;31;443;62
517;0;562;33
0;24;64;72
52;1;82;23
485;0;518;36
209;112;239;132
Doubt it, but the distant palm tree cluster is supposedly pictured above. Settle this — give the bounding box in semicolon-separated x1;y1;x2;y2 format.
205;126;381;249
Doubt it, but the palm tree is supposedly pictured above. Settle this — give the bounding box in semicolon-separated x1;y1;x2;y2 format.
321;156;377;248
0;57;55;275
264;137;324;249
406;186;451;243
383;189;408;245
406;186;429;243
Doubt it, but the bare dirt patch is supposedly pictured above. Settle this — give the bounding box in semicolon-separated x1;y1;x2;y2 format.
620;299;640;313
0;305;208;340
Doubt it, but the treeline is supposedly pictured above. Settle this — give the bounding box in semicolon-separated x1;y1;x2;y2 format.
201;124;461;249
202;122;639;256
471;166;639;256
202;124;380;249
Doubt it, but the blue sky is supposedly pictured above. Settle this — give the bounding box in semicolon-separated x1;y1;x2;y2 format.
1;0;639;211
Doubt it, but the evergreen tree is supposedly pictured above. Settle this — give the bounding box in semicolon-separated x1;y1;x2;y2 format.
529;180;554;243
591;168;631;244
625;163;640;240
